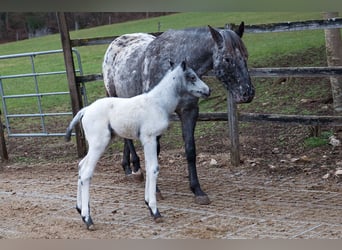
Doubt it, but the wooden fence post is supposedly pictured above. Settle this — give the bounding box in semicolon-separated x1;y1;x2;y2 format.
0;109;8;162
323;12;342;114
57;12;87;157
227;91;240;166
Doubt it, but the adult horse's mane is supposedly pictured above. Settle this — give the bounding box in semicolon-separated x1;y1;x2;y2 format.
179;26;248;57
221;29;249;58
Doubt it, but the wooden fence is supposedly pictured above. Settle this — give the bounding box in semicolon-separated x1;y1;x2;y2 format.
56;13;342;165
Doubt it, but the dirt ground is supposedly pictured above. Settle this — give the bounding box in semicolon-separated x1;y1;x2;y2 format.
1;46;342;239
0;120;342;239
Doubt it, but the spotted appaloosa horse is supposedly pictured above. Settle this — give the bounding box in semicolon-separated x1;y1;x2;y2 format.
103;22;255;205
66;61;210;229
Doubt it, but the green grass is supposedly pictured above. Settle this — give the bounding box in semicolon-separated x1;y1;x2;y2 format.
304;131;333;148
0;12;331;135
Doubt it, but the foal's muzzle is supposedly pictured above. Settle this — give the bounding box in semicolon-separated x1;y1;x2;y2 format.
199;87;211;99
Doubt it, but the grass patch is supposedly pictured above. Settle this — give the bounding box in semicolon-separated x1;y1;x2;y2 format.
304;131;333;148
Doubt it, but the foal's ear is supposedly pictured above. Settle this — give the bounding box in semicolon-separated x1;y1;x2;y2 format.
181;60;187;71
169;59;175;70
208;25;223;48
235;21;245;38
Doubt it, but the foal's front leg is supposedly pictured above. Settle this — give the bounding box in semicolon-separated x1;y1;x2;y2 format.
141;136;162;222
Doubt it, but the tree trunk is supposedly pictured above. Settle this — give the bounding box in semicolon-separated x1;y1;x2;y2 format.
323;12;342;113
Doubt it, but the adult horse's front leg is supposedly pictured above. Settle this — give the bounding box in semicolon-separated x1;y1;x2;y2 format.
177;106;210;205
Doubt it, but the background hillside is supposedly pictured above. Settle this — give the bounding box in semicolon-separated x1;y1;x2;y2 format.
0;12;172;43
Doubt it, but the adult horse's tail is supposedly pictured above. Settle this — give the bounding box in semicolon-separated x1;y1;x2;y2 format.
65;107;86;142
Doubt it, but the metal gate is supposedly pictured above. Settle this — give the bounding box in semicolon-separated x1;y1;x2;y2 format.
0;49;87;137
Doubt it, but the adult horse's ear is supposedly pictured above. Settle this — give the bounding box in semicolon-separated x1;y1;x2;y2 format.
181;60;187;71
235;21;245;38
208;25;223;48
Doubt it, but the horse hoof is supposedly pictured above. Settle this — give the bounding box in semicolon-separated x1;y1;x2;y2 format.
125;170;144;182
153;211;163;223
154;216;164;223
194;195;211;205
86;223;96;231
82;216;95;230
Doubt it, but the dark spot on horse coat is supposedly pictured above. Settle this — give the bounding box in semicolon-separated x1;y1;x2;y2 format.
154;165;160;174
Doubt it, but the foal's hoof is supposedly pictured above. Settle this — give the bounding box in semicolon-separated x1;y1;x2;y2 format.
82;216;95;231
153;210;163;223
86;223;96;231
194;195;211;205
154;216;164;223
125;169;144;182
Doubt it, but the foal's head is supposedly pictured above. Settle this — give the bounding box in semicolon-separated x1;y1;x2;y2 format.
209;22;255;103
173;61;211;99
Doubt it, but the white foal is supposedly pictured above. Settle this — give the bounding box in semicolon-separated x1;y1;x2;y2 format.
65;61;210;230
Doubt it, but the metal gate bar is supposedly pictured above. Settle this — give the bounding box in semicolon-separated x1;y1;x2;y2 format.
0;49;86;137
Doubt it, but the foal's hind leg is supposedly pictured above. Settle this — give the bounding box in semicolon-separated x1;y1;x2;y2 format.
77;134;111;230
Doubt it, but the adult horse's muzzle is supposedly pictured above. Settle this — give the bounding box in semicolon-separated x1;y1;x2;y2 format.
223;76;255;103
227;80;255;104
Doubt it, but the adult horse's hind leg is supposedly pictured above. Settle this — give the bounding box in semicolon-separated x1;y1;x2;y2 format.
177;105;211;205
122;139;133;175
123;139;144;182
127;139;141;174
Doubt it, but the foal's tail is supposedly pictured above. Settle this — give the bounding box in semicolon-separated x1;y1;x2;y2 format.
65;107;87;142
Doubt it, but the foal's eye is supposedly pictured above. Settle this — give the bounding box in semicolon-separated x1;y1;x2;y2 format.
186;74;197;83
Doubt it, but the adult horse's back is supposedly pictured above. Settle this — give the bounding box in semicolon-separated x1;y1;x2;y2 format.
103;22;255;205
103;33;155;98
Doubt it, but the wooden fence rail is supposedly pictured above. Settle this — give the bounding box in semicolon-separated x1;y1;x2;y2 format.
76;66;342;84
170;112;342;126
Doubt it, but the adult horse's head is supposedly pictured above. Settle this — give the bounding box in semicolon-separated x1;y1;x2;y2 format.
208;22;255;103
